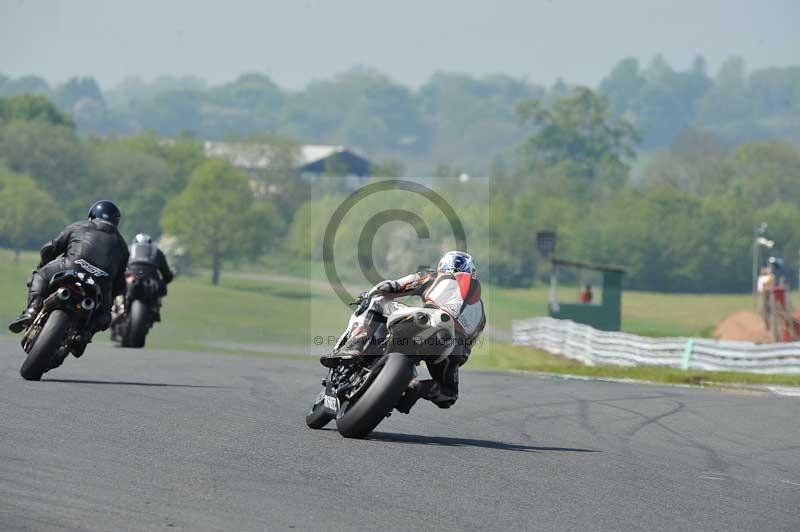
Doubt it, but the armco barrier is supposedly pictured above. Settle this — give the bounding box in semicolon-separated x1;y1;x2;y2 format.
512;317;800;374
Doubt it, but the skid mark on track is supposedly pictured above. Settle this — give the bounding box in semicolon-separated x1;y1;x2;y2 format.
598;400;730;472
623;401;685;440
576;398;602;440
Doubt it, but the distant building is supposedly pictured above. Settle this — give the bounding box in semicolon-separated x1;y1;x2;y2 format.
203;141;371;177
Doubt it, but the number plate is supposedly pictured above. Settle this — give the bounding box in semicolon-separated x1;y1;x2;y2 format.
323;394;339;413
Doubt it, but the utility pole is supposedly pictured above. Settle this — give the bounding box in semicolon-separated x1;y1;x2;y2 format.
536;231;558;312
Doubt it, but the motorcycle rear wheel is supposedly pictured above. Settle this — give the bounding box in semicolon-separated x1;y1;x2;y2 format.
335;354;415;439
127;300;149;348
20;310;71;381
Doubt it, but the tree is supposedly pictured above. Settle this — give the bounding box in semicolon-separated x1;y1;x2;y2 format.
291;67;431;154
371;159;405;177
516;87;639;188
0;75;50;97
132;90;204;137
0;167;65;261
217;133;301;223
695;56;754;141
85;142;174;238
0;119;88;216
642;128;732;196
732;140;800;208
631;55;711;148
0;94;74;128
54;77;105;110
599;57;646;116
418;72;545;173
161;160;277;285
211;73;283;112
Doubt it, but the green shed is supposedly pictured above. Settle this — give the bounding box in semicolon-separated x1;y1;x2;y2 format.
547;259;626;331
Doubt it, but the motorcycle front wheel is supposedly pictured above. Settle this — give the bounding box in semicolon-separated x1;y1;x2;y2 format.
305;391;335;429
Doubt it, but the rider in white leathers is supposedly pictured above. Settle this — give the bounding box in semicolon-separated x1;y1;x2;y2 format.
322;251;486;412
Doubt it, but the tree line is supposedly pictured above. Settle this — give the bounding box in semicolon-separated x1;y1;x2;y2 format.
0;95;282;284
2;82;800;293
2;54;799;175
488;89;800;292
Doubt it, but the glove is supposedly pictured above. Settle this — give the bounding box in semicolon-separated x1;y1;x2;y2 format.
354;292;371;317
354;280;399;317
371;280;399;295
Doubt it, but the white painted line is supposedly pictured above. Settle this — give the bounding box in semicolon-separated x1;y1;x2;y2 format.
780;479;800;486
698;476;726;481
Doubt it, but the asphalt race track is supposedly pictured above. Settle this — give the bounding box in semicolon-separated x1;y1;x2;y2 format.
1;336;798;532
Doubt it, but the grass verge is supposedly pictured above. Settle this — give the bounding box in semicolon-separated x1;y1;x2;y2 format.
468;341;800;387
3;249;798;387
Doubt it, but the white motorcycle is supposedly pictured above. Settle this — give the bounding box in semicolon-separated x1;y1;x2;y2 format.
305;292;456;439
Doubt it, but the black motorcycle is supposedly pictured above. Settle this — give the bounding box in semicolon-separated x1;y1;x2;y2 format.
111;268;161;348
19;266;103;381
306;294;456;439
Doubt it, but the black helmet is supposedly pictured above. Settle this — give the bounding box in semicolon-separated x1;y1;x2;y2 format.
88;200;121;227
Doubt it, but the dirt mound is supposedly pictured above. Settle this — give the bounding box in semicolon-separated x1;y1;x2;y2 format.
714;311;772;343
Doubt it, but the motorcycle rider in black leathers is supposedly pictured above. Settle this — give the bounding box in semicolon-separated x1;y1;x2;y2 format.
128;234;173;291
321;251;486;413
116;233;173;321
8;201;129;353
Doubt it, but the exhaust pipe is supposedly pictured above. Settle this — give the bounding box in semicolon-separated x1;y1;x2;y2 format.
56;288;70;301
81;298;95;311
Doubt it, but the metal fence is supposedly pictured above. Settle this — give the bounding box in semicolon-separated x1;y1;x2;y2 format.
512;317;800;374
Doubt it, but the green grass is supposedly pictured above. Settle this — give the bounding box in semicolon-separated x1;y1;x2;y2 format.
484;284;758;338
0;250;349;350
2;249;798;387
0;250;37;325
468;341;800;387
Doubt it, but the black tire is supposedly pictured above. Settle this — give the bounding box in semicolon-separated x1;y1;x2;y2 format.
20;310;71;381
336;354;415;439
127;300;149;348
305;393;335;429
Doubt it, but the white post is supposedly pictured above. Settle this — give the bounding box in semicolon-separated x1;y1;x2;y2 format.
549;261;559;313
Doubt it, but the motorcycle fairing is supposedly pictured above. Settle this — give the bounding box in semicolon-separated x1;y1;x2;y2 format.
386;306;455;363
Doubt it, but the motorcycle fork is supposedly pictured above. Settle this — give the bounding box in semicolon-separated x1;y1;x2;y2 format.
21;311;48;353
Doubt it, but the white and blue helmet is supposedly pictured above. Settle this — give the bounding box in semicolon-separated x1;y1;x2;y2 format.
437;251;477;278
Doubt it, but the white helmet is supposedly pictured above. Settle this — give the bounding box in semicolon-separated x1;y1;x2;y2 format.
437;251;477;278
133;233;153;244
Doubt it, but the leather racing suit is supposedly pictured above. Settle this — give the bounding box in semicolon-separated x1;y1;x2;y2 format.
334;269;486;410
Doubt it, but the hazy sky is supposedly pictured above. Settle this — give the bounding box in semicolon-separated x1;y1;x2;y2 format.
1;0;798;90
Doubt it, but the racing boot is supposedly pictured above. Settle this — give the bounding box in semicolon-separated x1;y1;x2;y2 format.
395;379;457;413
395;380;422;414
71;332;91;358
73;310;110;357
320;326;370;368
8;293;42;334
70;323;98;358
